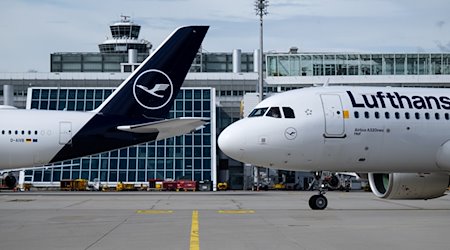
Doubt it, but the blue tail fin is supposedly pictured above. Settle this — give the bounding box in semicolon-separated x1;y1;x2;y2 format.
95;26;209;119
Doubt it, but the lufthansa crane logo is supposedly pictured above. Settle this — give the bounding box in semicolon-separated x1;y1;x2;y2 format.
285;127;297;140
133;69;173;110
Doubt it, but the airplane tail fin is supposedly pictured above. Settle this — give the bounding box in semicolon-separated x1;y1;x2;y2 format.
95;26;209;119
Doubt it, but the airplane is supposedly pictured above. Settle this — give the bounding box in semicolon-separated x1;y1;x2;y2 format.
218;86;450;209
0;25;209;170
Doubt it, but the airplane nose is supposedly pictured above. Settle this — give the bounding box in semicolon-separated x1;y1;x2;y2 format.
218;122;245;161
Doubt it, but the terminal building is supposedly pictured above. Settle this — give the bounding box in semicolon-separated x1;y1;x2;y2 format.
265;51;450;87
2;17;450;190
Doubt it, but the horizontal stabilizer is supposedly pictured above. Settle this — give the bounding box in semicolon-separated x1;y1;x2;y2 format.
117;117;209;140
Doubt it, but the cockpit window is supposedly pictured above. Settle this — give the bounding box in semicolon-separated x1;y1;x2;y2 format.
282;107;295;118
266;107;282;118
249;107;268;117
249;106;295;119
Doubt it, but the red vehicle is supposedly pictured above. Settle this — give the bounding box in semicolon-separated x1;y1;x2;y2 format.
177;180;196;191
162;181;178;191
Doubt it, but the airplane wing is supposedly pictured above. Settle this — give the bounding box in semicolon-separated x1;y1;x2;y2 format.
117;117;209;140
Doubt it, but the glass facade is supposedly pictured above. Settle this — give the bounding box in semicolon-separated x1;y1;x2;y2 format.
51;52;256;73
51;53;149;72
25;87;216;187
267;53;450;77
195;52;255;73
98;43;149;54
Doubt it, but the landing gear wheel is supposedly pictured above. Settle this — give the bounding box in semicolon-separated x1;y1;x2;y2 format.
309;194;328;210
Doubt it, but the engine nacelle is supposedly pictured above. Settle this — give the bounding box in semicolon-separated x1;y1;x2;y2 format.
1;174;17;189
368;173;449;199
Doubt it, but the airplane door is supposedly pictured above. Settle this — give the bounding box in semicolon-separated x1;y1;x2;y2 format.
59;122;72;145
320;94;346;138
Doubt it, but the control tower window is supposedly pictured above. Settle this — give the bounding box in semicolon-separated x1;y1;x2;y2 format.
249;108;268;117
282;107;295;118
131;26;140;38
111;25;141;39
266;107;281;118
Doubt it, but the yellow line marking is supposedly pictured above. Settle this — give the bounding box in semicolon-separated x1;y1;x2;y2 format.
190;210;200;250
217;210;255;214
136;210;173;214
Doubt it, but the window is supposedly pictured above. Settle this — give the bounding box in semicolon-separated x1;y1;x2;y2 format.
385;112;390;119
354;111;359;119
446;113;450;120
395;112;400;119
249;107;268;117
435;113;440;120
405;112;410;119
374;112;380;119
266;107;281;118
282;107;295;118
364;111;370;118
415;112;420;119
425;113;430;120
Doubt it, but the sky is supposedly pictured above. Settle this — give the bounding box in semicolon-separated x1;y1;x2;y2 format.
0;0;450;72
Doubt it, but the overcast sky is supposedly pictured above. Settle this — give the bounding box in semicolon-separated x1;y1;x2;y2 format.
1;0;449;72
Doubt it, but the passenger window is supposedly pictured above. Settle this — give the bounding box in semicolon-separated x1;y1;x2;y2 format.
415;112;420;119
446;113;450;120
354;111;359;119
1;130;4;135
425;113;430;120
364;111;370;118
435;113;440;120
249;107;268;117
395;112;400;119
282;107;295;118
374;112;380;119
385;112;390;119
266;107;282;118
405;112;410;119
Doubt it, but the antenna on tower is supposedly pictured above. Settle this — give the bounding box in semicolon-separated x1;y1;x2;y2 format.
120;14;131;22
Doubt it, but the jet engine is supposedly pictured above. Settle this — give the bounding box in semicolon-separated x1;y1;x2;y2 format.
368;173;449;199
323;174;340;190
1;174;17;189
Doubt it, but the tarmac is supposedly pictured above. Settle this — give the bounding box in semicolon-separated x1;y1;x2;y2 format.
1;190;450;250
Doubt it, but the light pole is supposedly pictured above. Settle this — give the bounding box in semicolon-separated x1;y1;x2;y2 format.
254;0;268;191
255;0;268;102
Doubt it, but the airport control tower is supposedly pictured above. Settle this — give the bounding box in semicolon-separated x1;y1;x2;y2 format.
98;15;152;54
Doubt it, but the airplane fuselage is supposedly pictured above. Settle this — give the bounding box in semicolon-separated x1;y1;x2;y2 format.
219;86;450;173
0;109;162;169
0;109;92;168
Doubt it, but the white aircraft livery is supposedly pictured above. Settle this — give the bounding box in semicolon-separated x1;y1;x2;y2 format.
0;26;209;170
218;86;450;209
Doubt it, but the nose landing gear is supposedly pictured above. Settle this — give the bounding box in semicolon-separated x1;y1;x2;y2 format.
309;192;328;210
308;172;328;210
